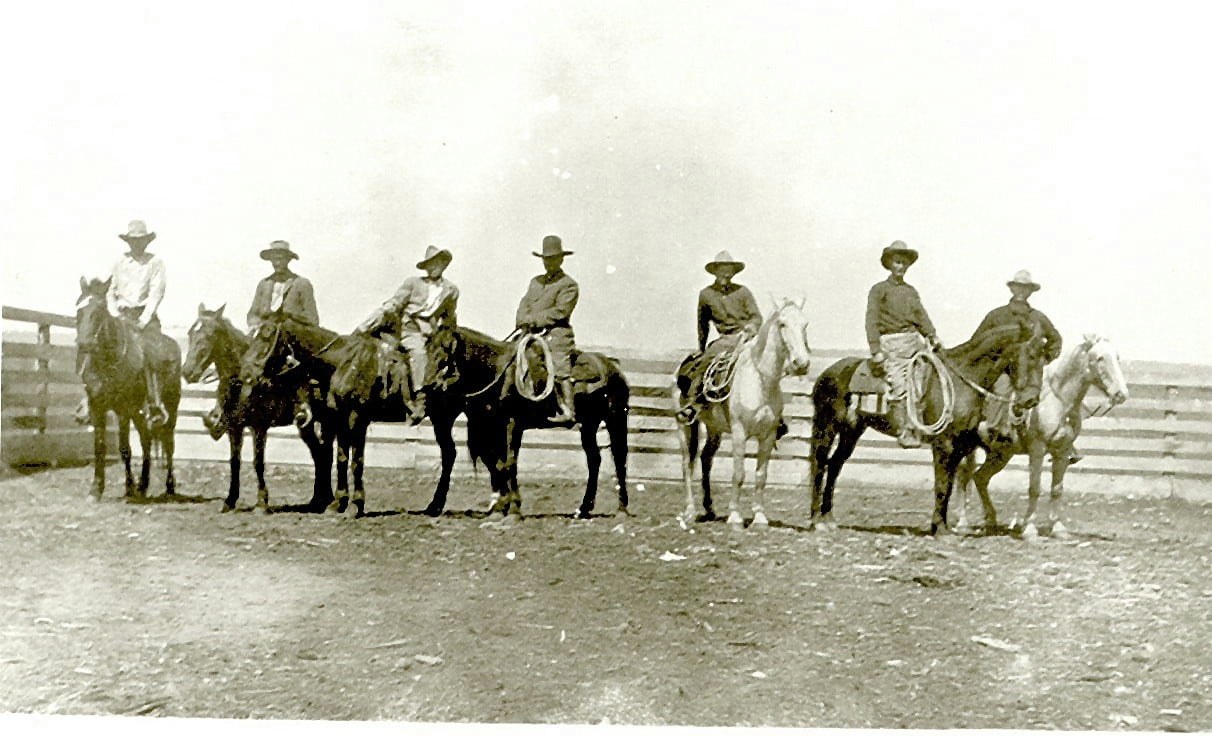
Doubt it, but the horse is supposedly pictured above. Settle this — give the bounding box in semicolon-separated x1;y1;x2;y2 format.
808;321;1048;535
73;277;181;500
954;334;1129;539
674;299;813;530
464;327;631;521
241;311;501;517
182;304;335;513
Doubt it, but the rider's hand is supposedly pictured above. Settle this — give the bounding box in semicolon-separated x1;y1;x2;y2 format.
871;351;885;364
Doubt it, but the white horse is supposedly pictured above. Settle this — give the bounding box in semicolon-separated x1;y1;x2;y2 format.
957;334;1129;539
675;299;812;530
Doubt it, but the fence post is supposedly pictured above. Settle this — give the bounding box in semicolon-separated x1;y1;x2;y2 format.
36;321;51;435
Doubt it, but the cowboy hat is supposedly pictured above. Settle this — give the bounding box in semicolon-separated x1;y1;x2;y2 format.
1007;269;1041;292
416;244;452;269
880;240;918;269
119;220;156;244
533;234;573;258
705;250;745;276
259;240;299;261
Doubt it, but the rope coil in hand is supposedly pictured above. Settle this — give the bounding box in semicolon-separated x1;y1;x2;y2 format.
514;332;556;402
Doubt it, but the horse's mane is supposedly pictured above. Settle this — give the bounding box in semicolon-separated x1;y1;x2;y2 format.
457;326;511;353
945;323;1027;364
329;335;381;401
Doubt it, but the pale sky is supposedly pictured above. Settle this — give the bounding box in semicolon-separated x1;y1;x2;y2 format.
3;1;1210;364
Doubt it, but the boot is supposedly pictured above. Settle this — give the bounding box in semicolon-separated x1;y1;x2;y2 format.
889;399;920;448
405;386;427;426
1067;446;1083;465
550;379;576;424
203;400;226;440
776;419;789;440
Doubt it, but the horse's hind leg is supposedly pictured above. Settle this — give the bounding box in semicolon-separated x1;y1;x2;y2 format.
334;435;350;514
607;395;630;515
119;416;135;496
89;407;106;500
750;433;778;529
162;423;176;496
971;449;1011;532
1046;448;1072;539
425;410;457;517
819;427;859;529
577;420;602;519
726;420;748;529
699;431;722;522
1021;446;1046;541
350;423;369;518
136;418;152;498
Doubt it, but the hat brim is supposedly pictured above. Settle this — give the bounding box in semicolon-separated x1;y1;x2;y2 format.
706;261;745;275
881;249;918;269
533;250;573;257
416;250;452;269
119;232;157;244
1007;281;1041;292
260;249;299;261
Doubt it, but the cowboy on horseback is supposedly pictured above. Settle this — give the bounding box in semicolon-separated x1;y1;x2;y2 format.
865;240;942;449
106;220;172;426
975;270;1080;462
675;250;761;424
354;245;459;421
515;235;579;424
202;240;320;439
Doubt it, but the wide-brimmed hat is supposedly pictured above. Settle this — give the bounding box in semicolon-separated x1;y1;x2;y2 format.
119;220;156;244
1007;269;1041;292
880;240;918;269
533;234;573;258
260;240;299;261
416;245;452;269
705;250;745;276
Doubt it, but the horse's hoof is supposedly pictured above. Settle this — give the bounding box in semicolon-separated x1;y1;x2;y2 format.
726;511;745;529
335;499;349;514
1050;521;1070;540
615;506;631;518
353;502;366;519
696;511;717;523
576;507;593;520
220;502;236;513
423;504;444;518
87;491;101;503
751;512;770;529
1021;524;1040;542
254;505;271;516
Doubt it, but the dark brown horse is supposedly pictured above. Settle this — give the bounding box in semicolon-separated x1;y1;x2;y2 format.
465;329;631;521
182;304;334;513
808;321;1047;535
74;277;181;500
241;312;501;517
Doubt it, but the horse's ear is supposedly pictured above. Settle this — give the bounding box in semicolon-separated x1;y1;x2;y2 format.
796;297;806;311
1082;333;1099;347
198;302;207;315
215;303;226;318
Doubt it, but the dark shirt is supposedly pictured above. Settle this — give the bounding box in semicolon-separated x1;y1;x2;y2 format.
516;269;579;331
865;277;936;352
697;282;761;351
976;298;1062;362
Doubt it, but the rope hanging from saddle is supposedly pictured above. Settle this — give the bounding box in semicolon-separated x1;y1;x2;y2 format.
904;349;955;436
702;348;742;403
514;332;556;402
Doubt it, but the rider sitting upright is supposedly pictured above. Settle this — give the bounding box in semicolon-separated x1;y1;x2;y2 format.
107;220;171;426
515;235;579;424
676;250;760;424
865;240;941;449
355;245;459;423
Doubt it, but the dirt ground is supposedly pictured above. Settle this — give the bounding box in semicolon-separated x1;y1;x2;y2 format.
0;459;1209;730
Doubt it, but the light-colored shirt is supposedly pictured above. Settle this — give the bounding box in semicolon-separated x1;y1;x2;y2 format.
358;275;459;335
107;250;166;323
515;270;578;331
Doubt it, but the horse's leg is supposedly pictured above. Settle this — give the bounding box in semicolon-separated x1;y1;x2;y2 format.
135;416;152;498
676;415;699;524
162;422;176;496
929;440;961;536
726;421;748;530
750;431;778;529
607;400;630;516
808;423;832;523
699;430;722;522
304;426;334;513
334;429;351;514
350;422;369;518
506;425;524;517
577;419;601;519
425;410;457;517
820;426;860;529
1046;444;1072;538
1021;442;1046;541
89;406;106;500
223;426;242;511
971;448;1012;532
119;416;134;496
252;427;270;514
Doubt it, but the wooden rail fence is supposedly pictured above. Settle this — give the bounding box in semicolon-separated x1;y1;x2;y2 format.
3;306;1209;503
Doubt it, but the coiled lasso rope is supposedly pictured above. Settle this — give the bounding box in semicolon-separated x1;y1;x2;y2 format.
702;349;741;403
514;332;556;402
905;349;955;436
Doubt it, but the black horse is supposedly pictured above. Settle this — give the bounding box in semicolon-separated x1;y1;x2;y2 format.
808;322;1047;535
182;304;334;513
241;312;502;517
74;277;181;500
463;329;631;520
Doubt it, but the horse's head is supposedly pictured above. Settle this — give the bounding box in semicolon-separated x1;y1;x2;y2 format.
239;310;290;390
770;297;812;377
183;302;229;383
1082;334;1129;407
1006;320;1047;414
74;276;113;355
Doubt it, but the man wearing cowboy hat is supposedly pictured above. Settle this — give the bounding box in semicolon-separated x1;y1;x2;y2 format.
246;240;319;334
355;245;459;421
106;219;171;424
515;235;579;424
202;240;321;440
865;240;941;448
974;270;1080;461
675;250;761;424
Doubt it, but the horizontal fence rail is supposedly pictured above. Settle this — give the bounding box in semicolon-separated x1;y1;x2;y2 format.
3;306;1210;502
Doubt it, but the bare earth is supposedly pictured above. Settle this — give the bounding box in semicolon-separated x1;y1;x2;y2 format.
0;460;1209;730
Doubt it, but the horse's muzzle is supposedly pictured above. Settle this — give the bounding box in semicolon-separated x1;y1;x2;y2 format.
789;358;811;377
1110;389;1129;406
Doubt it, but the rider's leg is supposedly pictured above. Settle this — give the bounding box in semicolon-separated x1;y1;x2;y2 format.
401;331;428;422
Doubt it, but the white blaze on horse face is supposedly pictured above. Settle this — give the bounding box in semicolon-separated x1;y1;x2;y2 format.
1090;337;1129;405
777;303;812;376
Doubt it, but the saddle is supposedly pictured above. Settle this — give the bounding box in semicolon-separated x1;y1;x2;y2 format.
847;359;889;421
569;350;614;394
